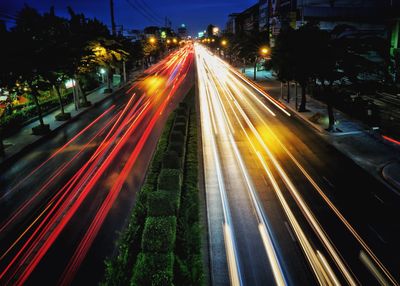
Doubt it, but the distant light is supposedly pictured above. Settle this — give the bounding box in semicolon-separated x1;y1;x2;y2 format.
161;31;166;39
181;23;186;28
100;68;106;74
212;26;219;35
167;39;171;44
65;79;76;89
149;37;156;44
198;31;204;38
260;47;269;55
173;38;178;43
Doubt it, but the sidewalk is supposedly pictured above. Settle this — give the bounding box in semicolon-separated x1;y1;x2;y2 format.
241;67;400;192
0;69;142;166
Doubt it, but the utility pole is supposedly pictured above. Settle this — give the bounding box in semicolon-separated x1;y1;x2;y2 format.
110;0;116;36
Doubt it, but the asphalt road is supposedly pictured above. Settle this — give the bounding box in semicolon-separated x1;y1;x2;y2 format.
0;46;194;285
196;44;400;285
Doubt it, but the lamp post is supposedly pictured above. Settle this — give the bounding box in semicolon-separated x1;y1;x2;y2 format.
100;68;106;83
221;39;227;58
254;46;269;80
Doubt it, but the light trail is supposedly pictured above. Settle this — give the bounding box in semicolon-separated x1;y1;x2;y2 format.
196;44;397;285
0;45;194;285
197;44;289;286
196;44;347;285
197;50;242;286
0;105;116;202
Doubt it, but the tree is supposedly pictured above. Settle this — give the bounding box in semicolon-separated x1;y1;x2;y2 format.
82;38;129;92
66;7;110;106
292;22;327;112
314;28;341;131
40;7;72;120
0;20;10;154
232;30;269;80
270;27;296;101
9;6;51;134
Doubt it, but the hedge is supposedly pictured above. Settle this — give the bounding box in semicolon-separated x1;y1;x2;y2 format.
173;122;187;134
157;169;182;192
174;115;187;125
103;87;204;286
131;252;174;286
176;107;188;117
141;216;177;253
170;130;185;143
102;114;175;286
168;140;185;157
162;150;182;170
147;190;180;217
173;91;205;285
0;92;73;137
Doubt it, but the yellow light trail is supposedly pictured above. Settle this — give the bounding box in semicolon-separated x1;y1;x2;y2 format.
197;44;287;286
196;44;397;286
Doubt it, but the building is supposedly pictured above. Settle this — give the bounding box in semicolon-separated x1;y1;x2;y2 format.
269;0;400;45
225;4;260;35
226;13;240;34
259;0;270;31
123;29;142;42
177;24;188;38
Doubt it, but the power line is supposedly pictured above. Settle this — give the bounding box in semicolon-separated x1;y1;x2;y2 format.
125;0;163;26
136;0;163;21
133;0;163;25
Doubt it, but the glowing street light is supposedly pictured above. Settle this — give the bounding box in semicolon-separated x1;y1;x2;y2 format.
212;26;219;35
221;40;227;47
100;68;106;74
149;37;156;44
173;38;178;44
260;47;269;56
167;39;171;44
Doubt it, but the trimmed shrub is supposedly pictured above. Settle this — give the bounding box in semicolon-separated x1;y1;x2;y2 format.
168;140;185;157
141;216;177;253
147;190;180;217
55;112;71;121
131;252;174;286
175;115;187;125
173;122;186;134
176;107;188;117
170;131;185;143
158;169;182;191
162;150;181;169
174;105;205;286
102;114;175;286
179;102;188;110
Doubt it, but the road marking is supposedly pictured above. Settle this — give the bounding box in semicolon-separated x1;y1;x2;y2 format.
322;176;335;188
372;194;385;204
284;221;296;242
367;225;387;244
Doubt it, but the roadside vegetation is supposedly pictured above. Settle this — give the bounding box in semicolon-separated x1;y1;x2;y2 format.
103;87;204;286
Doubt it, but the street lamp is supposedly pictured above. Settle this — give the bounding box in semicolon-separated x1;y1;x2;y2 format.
221;40;227;47
173;38;178;44
149;37;156;44
260;47;269;56
167;39;171;44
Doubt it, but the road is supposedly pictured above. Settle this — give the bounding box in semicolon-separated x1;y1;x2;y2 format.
0;45;194;285
196;44;400;285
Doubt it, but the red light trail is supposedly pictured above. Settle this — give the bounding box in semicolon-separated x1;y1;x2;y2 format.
0;45;194;285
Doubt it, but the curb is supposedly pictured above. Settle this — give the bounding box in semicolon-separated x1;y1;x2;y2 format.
0;78;136;171
277;98;327;134
382;162;400;191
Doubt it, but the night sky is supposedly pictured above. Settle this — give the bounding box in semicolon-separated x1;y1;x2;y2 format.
1;0;257;36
